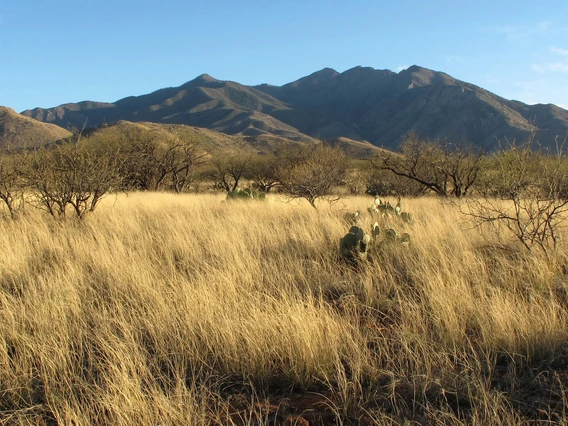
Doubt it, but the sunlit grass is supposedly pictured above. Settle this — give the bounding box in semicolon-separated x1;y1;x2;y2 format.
1;192;568;425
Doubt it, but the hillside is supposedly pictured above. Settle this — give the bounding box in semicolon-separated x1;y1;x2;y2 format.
0;106;72;148
81;120;381;159
21;66;568;151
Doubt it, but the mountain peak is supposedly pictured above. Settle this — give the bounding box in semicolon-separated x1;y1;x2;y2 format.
339;66;395;83
400;64;454;86
181;73;222;89
344;65;376;73
405;64;426;73
315;67;340;76
284;67;339;90
195;73;218;83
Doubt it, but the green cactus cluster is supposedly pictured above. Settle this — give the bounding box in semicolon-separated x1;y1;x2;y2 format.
367;195;413;224
344;210;361;225
339;226;371;263
371;221;381;241
226;188;266;201
368;223;412;246
380;228;412;246
399;211;413;224
339;219;412;265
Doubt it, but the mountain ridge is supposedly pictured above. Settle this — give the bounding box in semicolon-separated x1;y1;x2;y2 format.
19;65;568;151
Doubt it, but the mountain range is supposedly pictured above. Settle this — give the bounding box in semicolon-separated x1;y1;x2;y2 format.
9;65;568;151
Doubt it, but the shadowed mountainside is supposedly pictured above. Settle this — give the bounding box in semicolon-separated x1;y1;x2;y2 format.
21;66;568;151
0;106;72;148
23;75;307;142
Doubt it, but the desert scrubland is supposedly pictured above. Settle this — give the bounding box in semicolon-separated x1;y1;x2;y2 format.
2;193;568;425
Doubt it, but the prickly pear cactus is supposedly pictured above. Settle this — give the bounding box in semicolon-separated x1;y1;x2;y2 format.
368;205;377;216
349;225;364;240
383;228;398;242
400;212;413;224
371;222;381;241
340;225;371;263
368;195;414;224
379;228;412;247
344;210;361;225
226;188;266;201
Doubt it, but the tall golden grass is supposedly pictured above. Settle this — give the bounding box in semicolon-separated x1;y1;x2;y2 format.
1;192;568;425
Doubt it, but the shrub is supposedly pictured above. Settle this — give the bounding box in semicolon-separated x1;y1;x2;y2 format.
21;140;121;219
277;144;348;208
0;152;25;218
226;187;266;201
464;134;568;257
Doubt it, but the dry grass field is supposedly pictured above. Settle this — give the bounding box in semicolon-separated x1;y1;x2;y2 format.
2;192;568;425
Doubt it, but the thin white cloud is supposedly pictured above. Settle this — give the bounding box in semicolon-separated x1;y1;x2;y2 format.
531;45;568;74
551;46;568;56
445;55;466;64
493;20;553;40
536;21;552;32
396;65;409;72
532;62;568;73
509;79;568;107
548;62;568;72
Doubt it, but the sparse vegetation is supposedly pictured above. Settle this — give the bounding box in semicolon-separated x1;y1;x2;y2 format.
371;133;484;198
277;143;348;208
19;140;122;219
210;152;251;192
226;187;266;201
465;134;568;257
0;153;25;218
94;126;207;192
246;153;280;193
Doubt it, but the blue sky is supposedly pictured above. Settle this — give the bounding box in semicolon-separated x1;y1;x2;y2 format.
1;0;567;112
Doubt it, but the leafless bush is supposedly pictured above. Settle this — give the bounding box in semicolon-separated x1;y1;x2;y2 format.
464;133;568;256
22;140;122;219
0;152;26;218
371;133;484;197
246;154;280;192
159;136;207;193
277;144;348;208
209;151;251;192
100;128;206;192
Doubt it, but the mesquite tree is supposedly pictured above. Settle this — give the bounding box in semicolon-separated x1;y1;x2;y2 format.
371;133;483;197
0;153;25;218
22;140;122;219
277;144;348;208
464;134;568;256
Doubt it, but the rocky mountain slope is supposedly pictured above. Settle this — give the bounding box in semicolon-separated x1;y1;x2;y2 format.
21;66;568;151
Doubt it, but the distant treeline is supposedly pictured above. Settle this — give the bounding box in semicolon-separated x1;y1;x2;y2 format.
1;127;568;218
